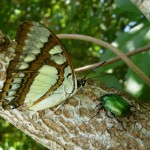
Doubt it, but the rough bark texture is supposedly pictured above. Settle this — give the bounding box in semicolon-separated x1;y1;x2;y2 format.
0;31;150;150
131;0;150;21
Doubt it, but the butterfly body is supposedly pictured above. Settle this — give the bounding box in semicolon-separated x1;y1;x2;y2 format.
1;21;78;111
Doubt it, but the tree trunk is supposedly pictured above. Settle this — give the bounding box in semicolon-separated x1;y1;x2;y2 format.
0;31;150;150
131;0;150;21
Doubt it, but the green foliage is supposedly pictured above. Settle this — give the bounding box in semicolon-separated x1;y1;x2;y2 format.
0;0;149;149
0;118;47;150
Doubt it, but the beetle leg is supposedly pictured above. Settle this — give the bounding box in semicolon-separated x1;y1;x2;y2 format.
109;112;126;130
89;104;104;120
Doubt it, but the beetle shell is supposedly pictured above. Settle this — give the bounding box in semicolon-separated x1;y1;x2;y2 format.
100;94;130;117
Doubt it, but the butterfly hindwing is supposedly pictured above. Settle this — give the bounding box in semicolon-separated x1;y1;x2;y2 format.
1;21;77;111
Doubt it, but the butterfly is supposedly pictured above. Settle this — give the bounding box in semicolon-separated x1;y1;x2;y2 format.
0;21;85;111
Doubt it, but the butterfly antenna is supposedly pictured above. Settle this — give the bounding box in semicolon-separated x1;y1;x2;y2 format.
77;61;106;88
88;72;112;79
82;60;106;80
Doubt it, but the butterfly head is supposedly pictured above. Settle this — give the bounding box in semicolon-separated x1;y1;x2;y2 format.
77;78;86;88
77;61;106;88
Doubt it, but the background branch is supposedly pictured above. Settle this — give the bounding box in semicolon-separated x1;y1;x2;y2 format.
75;44;150;72
57;34;150;87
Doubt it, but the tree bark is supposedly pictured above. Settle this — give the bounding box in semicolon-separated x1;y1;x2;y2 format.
0;31;150;150
131;0;150;21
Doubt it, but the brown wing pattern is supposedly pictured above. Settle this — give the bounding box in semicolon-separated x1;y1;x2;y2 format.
1;21;77;111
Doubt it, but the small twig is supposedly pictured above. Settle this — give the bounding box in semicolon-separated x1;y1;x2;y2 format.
75;44;150;72
57;34;150;87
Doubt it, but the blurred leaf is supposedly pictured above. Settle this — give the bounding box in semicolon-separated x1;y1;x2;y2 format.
115;0;144;21
115;0;141;13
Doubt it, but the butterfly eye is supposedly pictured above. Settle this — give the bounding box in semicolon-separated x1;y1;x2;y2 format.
77;79;86;88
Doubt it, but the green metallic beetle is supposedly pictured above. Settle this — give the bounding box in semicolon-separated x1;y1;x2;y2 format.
99;94;130;117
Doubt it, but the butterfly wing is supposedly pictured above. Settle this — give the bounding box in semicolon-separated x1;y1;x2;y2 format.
1;21;77;111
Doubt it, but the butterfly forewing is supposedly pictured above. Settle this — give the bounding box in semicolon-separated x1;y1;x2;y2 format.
1;21;77;111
